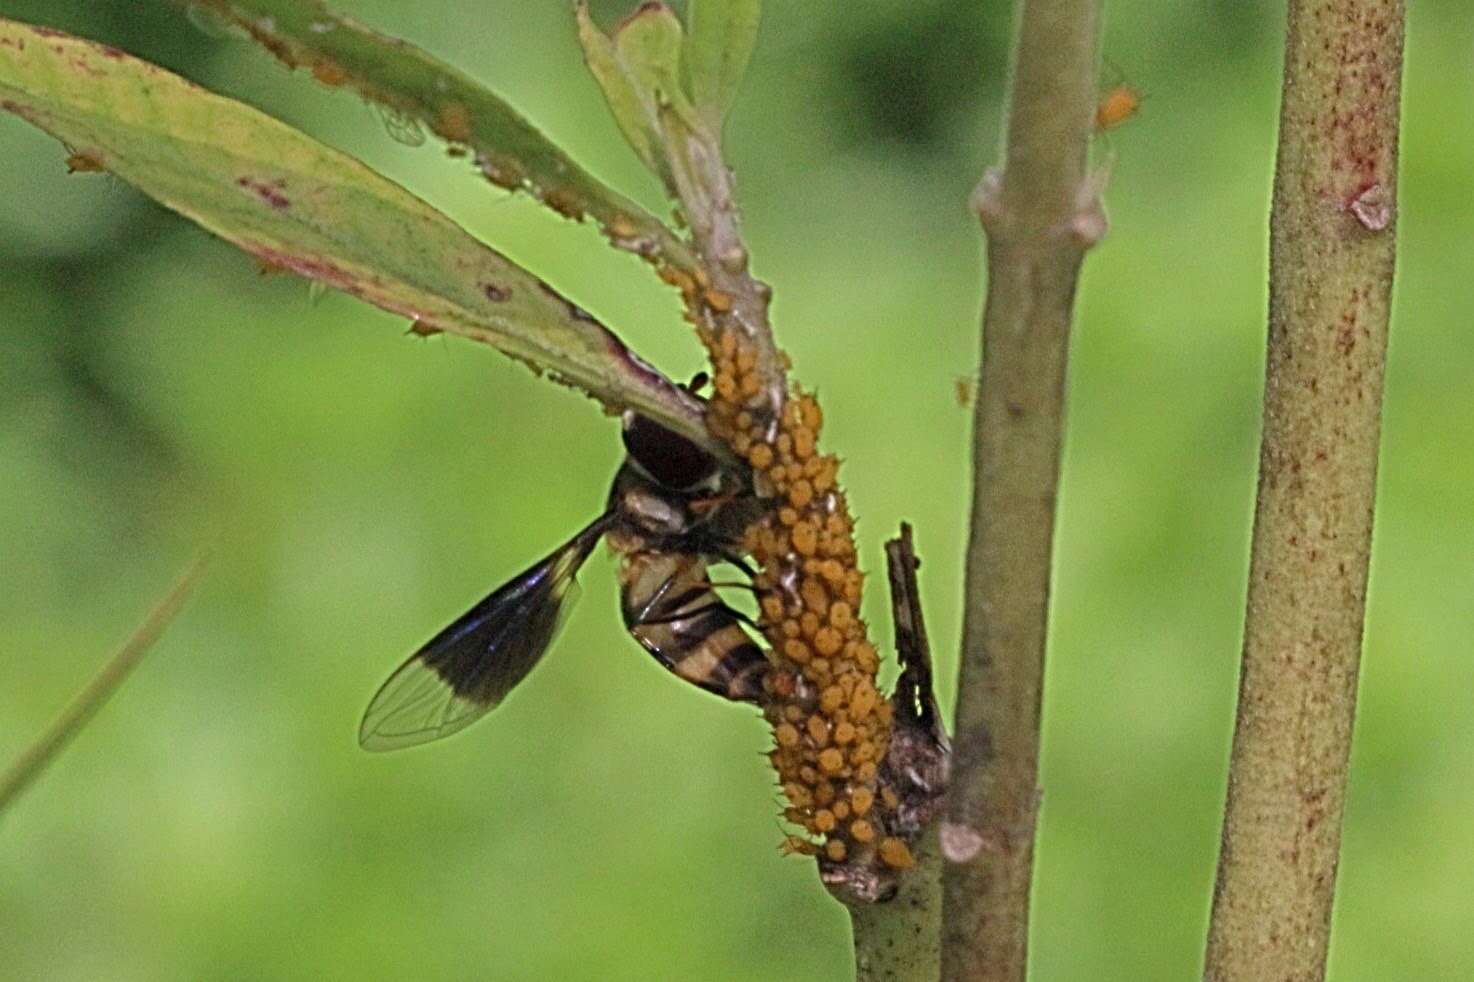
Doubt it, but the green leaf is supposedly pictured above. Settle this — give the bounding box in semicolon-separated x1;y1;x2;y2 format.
0;17;718;453
577;1;709;194
684;0;761;131
172;1;700;278
612;2;692;121
574;1;668;185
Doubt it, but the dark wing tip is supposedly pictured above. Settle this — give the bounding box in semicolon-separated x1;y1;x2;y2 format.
356;514;610;753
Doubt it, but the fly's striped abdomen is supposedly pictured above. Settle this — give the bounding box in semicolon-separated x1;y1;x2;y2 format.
620;551;768;702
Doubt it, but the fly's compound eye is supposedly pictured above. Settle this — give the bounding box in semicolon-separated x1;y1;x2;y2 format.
621;413;719;491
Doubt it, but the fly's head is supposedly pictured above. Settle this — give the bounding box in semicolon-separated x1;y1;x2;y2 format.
609;411;760;549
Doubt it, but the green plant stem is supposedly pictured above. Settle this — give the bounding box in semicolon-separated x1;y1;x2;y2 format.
0;554;207;815
852;827;942;982
850;525;947;980
1203;2;1403;978
941;0;1103;977
573;1;783;409
175;0;698;279
659;105;784;409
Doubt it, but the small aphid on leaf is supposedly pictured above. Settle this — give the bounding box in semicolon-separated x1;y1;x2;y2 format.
477;154;525;191
954;376;975;408
405;319;444;339
433;102;473;143
65;151;105;174
542;186;586;222
311;59;349;87
608;216;639;241
1095;83;1142;132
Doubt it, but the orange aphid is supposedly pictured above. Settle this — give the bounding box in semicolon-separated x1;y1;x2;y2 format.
805;714;829;747
406;320;444;338
878;837;916;869
542;186;585;221
1095;83;1142;132
791;520;819;557
800;578;828;613
657;264;694;294
782;639;811;665
608;215;639;240
813;627;842;657
434;101;473;143
65;151;105;174
311;59;349;87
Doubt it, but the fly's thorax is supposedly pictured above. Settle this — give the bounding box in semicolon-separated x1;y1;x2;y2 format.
609;464;695;539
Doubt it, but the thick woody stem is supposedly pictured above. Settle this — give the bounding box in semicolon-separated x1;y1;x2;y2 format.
1204;2;1403;979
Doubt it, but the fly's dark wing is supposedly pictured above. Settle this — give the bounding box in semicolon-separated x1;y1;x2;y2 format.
359;514;612;751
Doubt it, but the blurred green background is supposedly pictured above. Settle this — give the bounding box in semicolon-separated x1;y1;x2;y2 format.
2;1;1470;979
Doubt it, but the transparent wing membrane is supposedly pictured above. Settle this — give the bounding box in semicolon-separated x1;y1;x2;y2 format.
359;515;610;750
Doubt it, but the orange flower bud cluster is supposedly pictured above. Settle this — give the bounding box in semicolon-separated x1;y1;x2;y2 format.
702;325;913;871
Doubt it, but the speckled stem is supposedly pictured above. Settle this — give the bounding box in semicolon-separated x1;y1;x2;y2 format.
852;826;941;982
942;0;1103;978
1203;2;1403;979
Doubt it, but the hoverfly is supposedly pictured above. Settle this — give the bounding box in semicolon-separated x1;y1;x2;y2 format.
359;398;769;750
